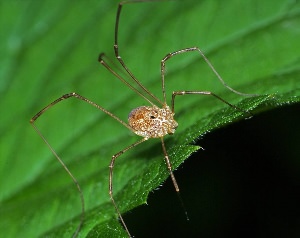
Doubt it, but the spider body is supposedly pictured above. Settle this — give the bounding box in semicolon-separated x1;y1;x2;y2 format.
128;105;178;138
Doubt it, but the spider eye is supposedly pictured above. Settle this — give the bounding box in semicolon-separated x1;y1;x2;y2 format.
150;115;156;119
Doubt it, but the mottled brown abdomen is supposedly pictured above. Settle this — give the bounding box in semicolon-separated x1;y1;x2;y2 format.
128;105;178;138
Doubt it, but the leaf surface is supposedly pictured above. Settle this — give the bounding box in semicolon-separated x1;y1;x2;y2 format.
0;0;299;237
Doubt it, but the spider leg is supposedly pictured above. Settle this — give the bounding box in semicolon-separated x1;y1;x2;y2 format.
171;90;252;118
113;0;164;106
109;137;148;238
31;92;130;130
30;122;84;238
160;47;258;105
30;92;132;237
160;137;189;220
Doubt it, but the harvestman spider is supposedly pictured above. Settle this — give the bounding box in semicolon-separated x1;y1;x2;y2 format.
30;0;255;237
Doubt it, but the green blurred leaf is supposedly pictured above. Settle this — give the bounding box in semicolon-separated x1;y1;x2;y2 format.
0;0;299;237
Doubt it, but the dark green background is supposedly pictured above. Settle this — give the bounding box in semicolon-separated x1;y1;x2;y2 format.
126;104;300;238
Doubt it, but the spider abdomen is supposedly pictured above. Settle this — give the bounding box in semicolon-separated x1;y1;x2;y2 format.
128;105;178;138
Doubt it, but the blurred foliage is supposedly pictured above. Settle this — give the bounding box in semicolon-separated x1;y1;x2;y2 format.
0;0;299;237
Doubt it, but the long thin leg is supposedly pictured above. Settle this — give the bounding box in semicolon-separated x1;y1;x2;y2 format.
31;92;131;130
30;123;84;238
161;47;259;104
109;137;148;238
160;137;179;192
98;53;155;106
171;90;253;117
113;0;164;106
160;137;189;220
30;92;133;237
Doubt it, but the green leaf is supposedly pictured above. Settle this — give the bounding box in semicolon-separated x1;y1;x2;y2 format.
0;0;299;237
